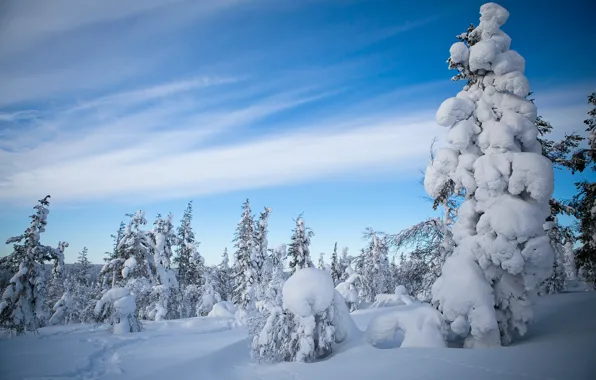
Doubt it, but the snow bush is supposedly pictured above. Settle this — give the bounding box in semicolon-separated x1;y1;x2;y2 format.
366;303;447;348
334;269;360;312
251;267;355;363
197;270;222;316
208;301;237;318
425;3;555;347
95;287;142;334
371;285;415;308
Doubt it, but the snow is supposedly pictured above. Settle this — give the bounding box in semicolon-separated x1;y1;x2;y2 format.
283;268;335;317
208;301;237;318
436;97;475;127
1;291;594;380
366;302;446;348
449;42;469;64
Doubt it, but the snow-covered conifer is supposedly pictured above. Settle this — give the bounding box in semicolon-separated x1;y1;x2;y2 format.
197;269;222;316
232;199;257;309
148;213;180;320
95;287;141;334
287;215;314;274
359;231;391;303
49;278;75;325
330;243;342;285
174;201;204;289
214;248;233;301
339;247;350;281
425;3;555;347
573;93;596;288
0;196;69;334
253;207;271;300
317;253;326;271
73;247;93;288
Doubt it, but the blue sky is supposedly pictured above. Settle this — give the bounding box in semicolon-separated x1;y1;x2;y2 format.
0;0;594;265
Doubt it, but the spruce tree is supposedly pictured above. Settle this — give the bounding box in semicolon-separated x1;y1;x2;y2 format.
0;196;68;334
317;253;326;271
232;199;257;309
330;242;341;285
174;201;203;288
573;93;596;287
253;207;271;300
287;215;314;274
215;248;232;301
425;3;555;347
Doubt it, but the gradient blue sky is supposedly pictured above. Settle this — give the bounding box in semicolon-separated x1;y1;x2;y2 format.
0;0;594;265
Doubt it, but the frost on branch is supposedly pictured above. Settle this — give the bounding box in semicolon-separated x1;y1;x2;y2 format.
424;2;555;347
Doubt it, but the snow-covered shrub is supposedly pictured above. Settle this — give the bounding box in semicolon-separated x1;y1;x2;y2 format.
371;285;414;308
424;3;555;347
181;284;202;318
197;271;222;316
94;287;142;334
334;269;360;312
49;287;74;325
251;267;355;363
208;301;237;318
366;303;446;348
282;268;348;362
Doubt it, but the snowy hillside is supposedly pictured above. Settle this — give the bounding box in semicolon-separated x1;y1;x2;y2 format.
1;290;594;380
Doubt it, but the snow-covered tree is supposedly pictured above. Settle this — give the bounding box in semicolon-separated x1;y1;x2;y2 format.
214;248;233;301
197;269;222;316
148;213;180;320
573;93;596;288
174;201;204;289
50;248;96;325
104;222;126;263
232;199;257;309
339;246;351;281
45;241;69;318
101;210;160;320
253;207;271;300
329;243;342;285
73;247;93;288
359;230;391;303
0;196;69;334
95;287;141;334
317;253;326;271
424;3;555;347
383;218;451;301
251;266;356;363
49;278;75;325
288;215;314;274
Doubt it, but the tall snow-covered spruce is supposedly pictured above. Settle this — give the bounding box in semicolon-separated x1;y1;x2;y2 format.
232;199;257;310
424;3;555;347
0;196;69;334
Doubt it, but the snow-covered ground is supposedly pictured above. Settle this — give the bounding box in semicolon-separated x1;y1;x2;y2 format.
1;291;595;380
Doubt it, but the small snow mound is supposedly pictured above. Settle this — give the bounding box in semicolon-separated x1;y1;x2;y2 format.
366;303;446;348
283;267;335;318
208;301;237;318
